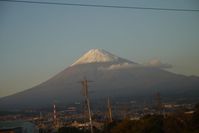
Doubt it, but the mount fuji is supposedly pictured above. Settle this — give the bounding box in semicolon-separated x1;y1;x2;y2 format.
0;49;199;109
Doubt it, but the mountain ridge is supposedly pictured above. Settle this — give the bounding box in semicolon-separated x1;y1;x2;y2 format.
71;48;135;66
0;49;199;110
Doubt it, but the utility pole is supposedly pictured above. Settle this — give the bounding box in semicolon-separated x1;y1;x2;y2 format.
81;78;93;133
107;97;113;123
53;103;57;127
155;92;162;114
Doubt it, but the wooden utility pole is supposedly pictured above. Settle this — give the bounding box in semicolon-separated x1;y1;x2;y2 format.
81;78;93;133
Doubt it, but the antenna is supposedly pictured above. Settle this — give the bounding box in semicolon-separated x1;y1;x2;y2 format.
80;78;94;133
53;103;57;127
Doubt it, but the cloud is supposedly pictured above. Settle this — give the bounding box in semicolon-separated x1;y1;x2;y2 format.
98;63;137;70
144;59;172;69
98;59;172;71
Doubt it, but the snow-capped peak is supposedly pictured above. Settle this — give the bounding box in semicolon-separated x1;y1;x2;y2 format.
71;49;133;66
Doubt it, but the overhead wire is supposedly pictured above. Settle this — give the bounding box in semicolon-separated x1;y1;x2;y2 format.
0;0;199;12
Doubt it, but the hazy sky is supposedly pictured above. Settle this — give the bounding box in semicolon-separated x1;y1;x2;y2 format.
0;0;199;97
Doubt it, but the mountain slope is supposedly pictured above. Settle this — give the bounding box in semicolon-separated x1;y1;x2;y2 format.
0;49;199;109
71;49;135;66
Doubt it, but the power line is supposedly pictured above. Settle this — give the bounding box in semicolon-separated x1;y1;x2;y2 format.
1;0;199;12
80;78;93;133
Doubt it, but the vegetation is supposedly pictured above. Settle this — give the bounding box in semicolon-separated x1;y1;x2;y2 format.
58;127;89;133
58;127;101;133
104;104;199;133
58;104;199;133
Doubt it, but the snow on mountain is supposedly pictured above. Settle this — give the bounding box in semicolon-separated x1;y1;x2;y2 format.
71;49;134;66
1;49;199;109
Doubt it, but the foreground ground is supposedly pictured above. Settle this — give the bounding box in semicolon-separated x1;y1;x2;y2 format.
58;104;199;133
